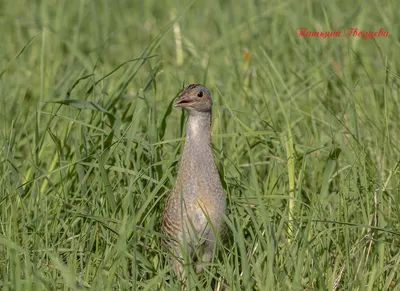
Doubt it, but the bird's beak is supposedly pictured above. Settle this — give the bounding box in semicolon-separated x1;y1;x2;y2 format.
175;94;195;108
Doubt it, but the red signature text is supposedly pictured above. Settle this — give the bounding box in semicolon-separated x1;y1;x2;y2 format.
296;28;389;39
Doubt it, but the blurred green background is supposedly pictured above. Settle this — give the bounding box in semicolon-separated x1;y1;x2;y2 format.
1;0;399;290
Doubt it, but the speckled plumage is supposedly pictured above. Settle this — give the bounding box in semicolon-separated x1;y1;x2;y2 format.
162;84;226;280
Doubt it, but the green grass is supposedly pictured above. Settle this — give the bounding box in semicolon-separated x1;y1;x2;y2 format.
1;0;400;290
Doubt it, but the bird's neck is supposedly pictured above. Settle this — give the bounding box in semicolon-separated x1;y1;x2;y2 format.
178;111;215;175
184;111;212;143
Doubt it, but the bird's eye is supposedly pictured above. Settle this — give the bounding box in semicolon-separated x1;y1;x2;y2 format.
197;91;203;97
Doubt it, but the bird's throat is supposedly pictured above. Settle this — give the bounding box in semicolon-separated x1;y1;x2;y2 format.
178;112;216;185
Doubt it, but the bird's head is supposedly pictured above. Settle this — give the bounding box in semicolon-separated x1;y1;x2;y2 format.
175;84;212;113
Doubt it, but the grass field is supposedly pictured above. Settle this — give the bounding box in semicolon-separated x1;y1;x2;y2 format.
1;0;400;290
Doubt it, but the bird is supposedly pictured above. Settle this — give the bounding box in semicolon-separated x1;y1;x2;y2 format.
161;84;226;281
